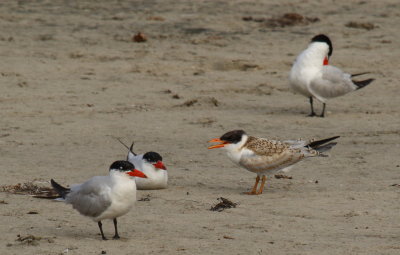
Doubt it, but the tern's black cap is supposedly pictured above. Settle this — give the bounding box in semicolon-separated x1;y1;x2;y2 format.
220;130;246;144
143;151;163;163
311;34;333;57
109;160;135;172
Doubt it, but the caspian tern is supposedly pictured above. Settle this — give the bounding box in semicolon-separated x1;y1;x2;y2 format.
208;130;339;195
117;139;168;190
289;34;374;117
51;160;147;240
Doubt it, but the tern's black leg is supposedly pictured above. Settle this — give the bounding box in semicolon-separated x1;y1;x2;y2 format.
319;103;326;118
112;218;120;240
98;221;107;240
308;97;317;117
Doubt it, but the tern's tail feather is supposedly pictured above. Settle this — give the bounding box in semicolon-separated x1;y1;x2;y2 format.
51;179;70;199
353;78;374;90
307;136;339;156
116;138;137;158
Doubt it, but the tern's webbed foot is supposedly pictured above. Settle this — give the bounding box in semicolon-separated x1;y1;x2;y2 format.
113;234;120;240
307;112;317;117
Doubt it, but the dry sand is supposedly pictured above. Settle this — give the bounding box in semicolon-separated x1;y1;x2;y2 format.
1;0;399;254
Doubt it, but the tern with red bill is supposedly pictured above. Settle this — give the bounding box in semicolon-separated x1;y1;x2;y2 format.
208;130;339;195
289;34;374;117
117;139;168;190
51;160;147;240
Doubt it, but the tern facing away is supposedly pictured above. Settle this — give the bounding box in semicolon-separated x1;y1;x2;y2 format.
208;130;339;195
289;34;374;117
51;160;147;240
117;139;168;190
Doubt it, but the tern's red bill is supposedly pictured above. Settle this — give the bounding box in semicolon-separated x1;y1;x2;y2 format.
323;56;329;65
127;169;147;178
153;161;167;170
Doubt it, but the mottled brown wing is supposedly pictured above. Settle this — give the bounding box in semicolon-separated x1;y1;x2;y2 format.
244;137;290;157
239;149;304;174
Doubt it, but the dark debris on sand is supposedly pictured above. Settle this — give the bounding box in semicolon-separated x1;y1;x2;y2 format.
210;197;237;212
274;174;293;179
14;234;55;246
180;99;198;107
345;21;376;30
138;194;151;201
15;234;42;246
132;32;147;42
1;181;60;199
243;13;319;28
177;97;220;107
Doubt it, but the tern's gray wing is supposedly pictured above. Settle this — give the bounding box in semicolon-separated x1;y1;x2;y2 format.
128;154;145;170
127;151;142;165
309;65;357;102
66;176;112;218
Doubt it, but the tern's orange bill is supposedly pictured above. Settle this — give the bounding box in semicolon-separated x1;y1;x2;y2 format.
208;138;229;149
208;138;222;143
127;169;147;178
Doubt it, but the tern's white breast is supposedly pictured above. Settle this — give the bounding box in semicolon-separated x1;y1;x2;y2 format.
289;42;328;98
94;172;137;221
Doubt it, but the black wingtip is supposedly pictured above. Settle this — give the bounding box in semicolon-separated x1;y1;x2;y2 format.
116;138;130;150
313;141;338;156
351;72;371;77
50;179;70;199
307;136;340;149
353;78;375;90
116;138;137;157
129;142;137;156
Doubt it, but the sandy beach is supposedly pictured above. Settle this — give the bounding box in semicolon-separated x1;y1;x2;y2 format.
1;0;399;254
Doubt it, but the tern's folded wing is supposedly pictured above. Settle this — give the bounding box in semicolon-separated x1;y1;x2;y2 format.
309;65;357;101
240;148;303;174
244;137;289;157
66;176;112;218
